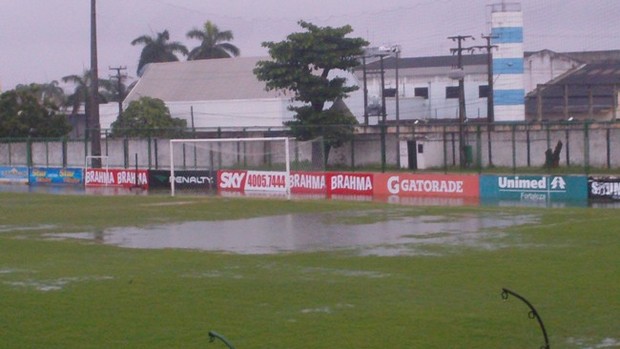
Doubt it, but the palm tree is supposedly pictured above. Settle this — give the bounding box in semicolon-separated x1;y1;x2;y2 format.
14;81;66;108
131;30;188;76
186;21;240;60
62;70;113;115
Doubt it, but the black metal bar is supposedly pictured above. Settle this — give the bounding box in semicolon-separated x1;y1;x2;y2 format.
501;288;550;349
208;331;236;349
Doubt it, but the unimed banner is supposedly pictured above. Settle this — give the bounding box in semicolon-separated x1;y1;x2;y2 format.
29;167;83;185
374;173;479;198
149;170;216;190
85;168;149;188
480;175;588;202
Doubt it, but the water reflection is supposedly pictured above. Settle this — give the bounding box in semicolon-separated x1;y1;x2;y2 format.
50;212;538;256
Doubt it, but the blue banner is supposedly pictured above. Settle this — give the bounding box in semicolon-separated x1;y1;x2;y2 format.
480;175;588;202
0;166;29;183
29;167;83;185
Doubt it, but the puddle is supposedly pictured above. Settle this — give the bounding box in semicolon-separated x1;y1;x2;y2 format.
48;212;538;256
2;276;114;292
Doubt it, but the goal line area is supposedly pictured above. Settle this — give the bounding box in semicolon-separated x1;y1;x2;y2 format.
168;137;325;196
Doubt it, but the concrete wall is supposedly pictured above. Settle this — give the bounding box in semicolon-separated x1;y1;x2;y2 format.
2;124;620;171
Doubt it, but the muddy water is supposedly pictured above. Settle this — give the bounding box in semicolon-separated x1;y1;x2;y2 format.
50;212;538;256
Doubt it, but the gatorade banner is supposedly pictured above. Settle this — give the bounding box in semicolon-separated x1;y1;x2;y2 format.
374;173;479;198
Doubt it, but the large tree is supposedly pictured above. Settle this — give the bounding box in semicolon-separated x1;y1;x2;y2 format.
0;89;71;138
131;30;188;76
186;21;240;60
110;96;186;138
254;21;367;163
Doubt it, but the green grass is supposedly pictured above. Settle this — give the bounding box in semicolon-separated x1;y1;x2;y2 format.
0;192;619;348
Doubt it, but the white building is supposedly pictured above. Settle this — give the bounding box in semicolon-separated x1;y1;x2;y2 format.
123;57;296;129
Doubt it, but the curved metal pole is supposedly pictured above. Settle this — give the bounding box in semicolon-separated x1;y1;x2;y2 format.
501;288;550;349
208;331;236;349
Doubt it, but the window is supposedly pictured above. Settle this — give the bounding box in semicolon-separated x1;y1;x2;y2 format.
479;85;490;98
414;87;428;99
445;86;459;99
383;88;397;97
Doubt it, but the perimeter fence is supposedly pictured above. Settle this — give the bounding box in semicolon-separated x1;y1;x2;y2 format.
1;121;620;174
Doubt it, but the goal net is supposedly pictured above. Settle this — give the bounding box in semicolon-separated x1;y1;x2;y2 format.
168;137;325;197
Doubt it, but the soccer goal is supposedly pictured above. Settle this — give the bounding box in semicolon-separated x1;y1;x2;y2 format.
168;137;326;197
169;137;299;197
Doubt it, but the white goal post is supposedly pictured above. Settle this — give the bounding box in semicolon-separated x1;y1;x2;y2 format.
169;137;291;197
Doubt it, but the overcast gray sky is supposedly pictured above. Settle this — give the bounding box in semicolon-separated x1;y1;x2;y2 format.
0;0;618;91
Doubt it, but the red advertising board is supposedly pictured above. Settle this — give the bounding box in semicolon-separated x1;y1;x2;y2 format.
290;171;326;194
84;168;149;188
326;172;374;196
374;173;479;198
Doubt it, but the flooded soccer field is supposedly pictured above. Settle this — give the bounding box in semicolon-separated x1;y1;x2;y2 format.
1;184;619;349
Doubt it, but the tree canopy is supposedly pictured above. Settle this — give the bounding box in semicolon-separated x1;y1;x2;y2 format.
254;21;367;161
110;97;186;138
131;30;188;76
0;88;71;138
186;21;240;60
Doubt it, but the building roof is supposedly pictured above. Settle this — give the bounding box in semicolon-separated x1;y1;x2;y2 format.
124;56;285;103
360;54;488;71
525;60;620;116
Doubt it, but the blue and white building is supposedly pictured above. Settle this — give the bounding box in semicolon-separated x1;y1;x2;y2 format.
490;2;525;121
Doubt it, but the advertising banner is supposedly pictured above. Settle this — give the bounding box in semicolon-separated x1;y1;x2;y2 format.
217;170;288;193
0;166;29;183
480;175;588;202
589;176;620;201
374;173;479;198
326;172;373;196
290;171;326;194
29;167;83;185
84;168;149;188
149;170;216;190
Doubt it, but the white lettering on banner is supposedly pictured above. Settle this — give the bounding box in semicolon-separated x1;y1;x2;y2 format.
116;171;148;185
498;176;546;190
521;192;547;201
387;176;463;195
291;173;325;189
330;175;372;191
173;176;213;184
220;172;246;189
85;170;115;185
591;181;620;196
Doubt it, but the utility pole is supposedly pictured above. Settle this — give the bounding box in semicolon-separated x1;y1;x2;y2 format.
474;35;498;124
109;66;127;122
448;35;474;168
90;0;102;168
474;34;498;167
